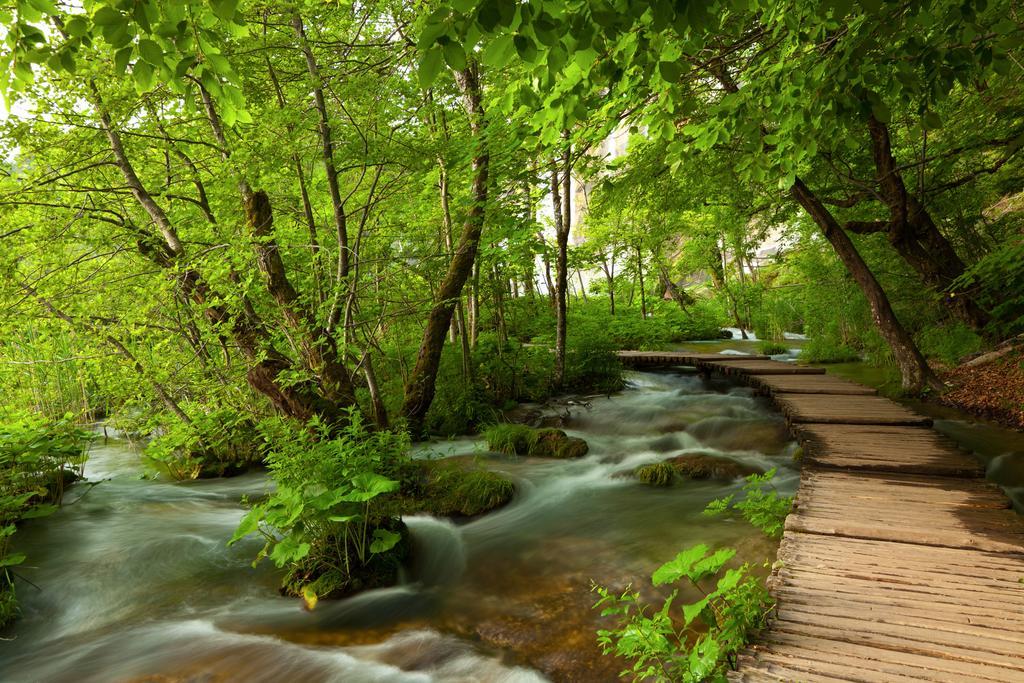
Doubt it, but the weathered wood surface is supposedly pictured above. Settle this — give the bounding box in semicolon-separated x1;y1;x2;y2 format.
793;424;984;477
616;351;770;365
748;373;878;396
616;351;1024;681
774;393;933;426
705;359;828;376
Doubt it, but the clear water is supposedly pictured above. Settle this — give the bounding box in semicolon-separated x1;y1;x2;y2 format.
0;371;799;682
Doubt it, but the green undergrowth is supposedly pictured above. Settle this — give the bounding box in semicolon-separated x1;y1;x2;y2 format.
145;407;265;480
0;413;91;627
592;469;793;681
230;411;516;604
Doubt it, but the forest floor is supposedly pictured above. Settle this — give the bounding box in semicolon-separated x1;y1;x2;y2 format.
939;345;1024;430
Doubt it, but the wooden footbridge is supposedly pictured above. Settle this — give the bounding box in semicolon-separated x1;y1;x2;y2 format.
617;351;1024;682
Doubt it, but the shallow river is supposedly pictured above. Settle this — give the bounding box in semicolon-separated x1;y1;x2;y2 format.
1;369;804;682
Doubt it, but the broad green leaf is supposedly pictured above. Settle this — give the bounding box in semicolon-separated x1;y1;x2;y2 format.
443;41;467;70
419;46;444;89
0;552;26;567
137;39;163;66
652;543;708;585
229;506;263;545
92;6;123;26
370;528;401;554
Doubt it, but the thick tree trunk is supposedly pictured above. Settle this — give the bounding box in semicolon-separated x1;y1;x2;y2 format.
792;178;942;393
401;64;489;437
865;116;989;331
245;191;357;417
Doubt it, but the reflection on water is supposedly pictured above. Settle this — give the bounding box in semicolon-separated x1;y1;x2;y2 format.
1;370;799;682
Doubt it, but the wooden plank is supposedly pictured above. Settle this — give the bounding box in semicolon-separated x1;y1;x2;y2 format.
792;424;984;477
700;359;828;375
749;373;877;395
614;347;1024;681
735;534;1024;682
773;393;933;425
616;351;770;367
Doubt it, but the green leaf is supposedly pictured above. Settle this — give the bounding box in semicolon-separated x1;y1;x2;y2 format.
419;46;444;89
870;100;891;123
114;47;133;74
132;61;155;92
64;16;88;37
514;34;538;62
229;506;263;545
443;41;467;70
682;596;710;625
92;6;123;26
370;528;401;554
137;39;163;66
0;552;26;567
21;503;57;519
658;60;683;82
210;0;239;21
482;34;516;68
652;544;709;585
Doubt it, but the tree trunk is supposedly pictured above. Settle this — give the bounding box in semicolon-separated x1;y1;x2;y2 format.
293;15;350;328
864;115;990;331
361;352;389;429
401;64;489;438
792;177;941;393
551;159;569;389
636;245;647;319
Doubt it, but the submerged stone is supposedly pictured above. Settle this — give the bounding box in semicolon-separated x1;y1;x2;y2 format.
667;453;763;480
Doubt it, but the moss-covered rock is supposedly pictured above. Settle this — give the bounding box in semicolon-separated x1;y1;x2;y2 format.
635;461;677;486
395;460;516;518
666;454;762;480
485;424;589;459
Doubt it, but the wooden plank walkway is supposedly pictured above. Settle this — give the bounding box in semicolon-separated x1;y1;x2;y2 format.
616;351;1024;682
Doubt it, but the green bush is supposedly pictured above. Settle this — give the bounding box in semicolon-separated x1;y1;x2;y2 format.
799;337;862;363
592;470;792;680
145;407;264;480
916;323;982;366
230;410;410;602
0;413;91;627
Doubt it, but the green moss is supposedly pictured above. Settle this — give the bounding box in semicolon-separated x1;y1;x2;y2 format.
426;466;516;516
394;461;515;518
484;423;538;455
635;462;677;486
484;424;589;459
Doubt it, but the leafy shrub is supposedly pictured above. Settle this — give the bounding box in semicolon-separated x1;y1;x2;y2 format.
593;544;772;682
230;410;409;602
635;461;676;486
916;323;982;366
145;407;264;480
799;336;862;364
703;469;793;538
593;470;792;679
951;237;1024;338
0;413;91;626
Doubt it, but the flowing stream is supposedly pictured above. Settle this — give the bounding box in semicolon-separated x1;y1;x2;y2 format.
9;352;1018;682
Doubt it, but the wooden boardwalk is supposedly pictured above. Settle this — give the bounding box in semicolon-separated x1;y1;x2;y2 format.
617;351;1024;682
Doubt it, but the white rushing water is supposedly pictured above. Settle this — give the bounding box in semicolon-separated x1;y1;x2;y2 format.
1;369;800;682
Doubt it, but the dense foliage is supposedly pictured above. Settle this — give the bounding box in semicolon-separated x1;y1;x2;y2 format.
0;0;1021;655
